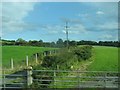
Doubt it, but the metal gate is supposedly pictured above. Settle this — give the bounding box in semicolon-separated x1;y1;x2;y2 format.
32;70;119;89
0;69;119;89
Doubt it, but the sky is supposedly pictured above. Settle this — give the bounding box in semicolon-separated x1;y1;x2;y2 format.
1;2;118;42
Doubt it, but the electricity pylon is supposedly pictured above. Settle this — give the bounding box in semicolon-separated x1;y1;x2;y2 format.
65;21;69;49
62;18;81;49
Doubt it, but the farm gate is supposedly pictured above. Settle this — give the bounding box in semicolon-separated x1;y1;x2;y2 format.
0;69;119;89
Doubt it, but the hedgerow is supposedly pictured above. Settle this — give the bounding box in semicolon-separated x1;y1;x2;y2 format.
31;45;93;88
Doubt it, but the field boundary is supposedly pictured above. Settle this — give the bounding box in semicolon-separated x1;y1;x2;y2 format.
0;69;119;89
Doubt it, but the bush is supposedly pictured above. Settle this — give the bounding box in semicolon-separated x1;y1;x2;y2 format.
41;46;93;69
41;48;77;70
31;46;93;88
42;55;57;68
32;66;54;88
74;45;93;61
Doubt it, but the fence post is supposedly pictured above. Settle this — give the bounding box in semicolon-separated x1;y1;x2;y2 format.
77;70;80;89
26;56;28;67
35;54;38;64
3;70;5;90
54;70;56;88
43;52;46;56
57;65;59;70
54;50;56;54
11;58;14;69
49;51;52;55
104;72;106;89
27;66;33;86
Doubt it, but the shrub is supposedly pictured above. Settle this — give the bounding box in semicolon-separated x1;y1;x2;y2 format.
41;55;57;68
31;46;93;88
32;66;54;88
74;45;93;61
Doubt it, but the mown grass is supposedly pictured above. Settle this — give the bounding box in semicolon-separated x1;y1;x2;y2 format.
2;46;56;68
88;46;118;71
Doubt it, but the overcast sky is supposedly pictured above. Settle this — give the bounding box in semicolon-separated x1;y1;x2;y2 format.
1;2;118;42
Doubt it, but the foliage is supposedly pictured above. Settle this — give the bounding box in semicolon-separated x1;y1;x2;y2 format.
41;46;93;70
41;55;57;68
74;45;93;61
2;38;119;47
69;40;77;47
56;38;64;48
55;50;75;70
31;46;93;88
31;46;118;89
41;48;77;70
31;66;54;89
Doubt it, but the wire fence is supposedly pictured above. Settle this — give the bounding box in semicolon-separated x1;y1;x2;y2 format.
2;50;58;70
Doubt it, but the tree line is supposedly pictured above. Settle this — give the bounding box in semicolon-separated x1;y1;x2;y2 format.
1;38;119;47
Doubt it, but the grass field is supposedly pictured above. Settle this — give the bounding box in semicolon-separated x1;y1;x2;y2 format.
2;46;55;68
2;46;118;71
88;46;118;71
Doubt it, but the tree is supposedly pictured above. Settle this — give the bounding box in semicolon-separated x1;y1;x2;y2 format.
69;40;77;47
16;38;27;46
56;38;64;48
29;40;40;46
39;40;43;46
50;42;56;47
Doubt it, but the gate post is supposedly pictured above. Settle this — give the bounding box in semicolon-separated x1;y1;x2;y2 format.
54;70;56;87
104;72;106;89
50;51;52;55
77;70;80;89
35;54;38;64
3;70;5;90
26;56;29;67
11;58;14;69
27;66;33;86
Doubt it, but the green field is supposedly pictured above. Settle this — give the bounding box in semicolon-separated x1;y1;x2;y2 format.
88;46;118;71
2;46;55;68
2;46;118;71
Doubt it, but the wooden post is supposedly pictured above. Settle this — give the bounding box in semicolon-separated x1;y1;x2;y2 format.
104;72;106;89
57;65;59;70
49;51;52;55
11;58;14;69
27;66;33;86
26;56;28;67
3;70;5;90
44;52;46;56
77;70;80;88
54;70;56;87
35;54;38;64
54;50;56;54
